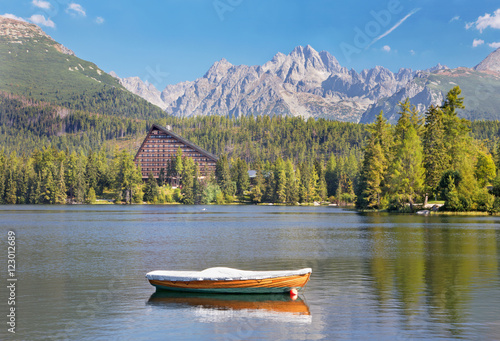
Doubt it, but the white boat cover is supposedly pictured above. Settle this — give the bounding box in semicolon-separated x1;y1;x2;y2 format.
146;267;312;282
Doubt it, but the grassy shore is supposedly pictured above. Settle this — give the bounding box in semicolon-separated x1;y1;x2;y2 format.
429;211;499;216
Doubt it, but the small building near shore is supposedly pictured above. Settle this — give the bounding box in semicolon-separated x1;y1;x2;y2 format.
134;124;218;180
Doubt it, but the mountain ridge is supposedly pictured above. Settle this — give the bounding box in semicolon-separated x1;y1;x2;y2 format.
119;45;500;123
2;15;500;124
118;45;427;122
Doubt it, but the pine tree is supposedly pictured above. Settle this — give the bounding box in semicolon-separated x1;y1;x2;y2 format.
174;147;184;179
314;159;327;201
308;162;319;202
181;157;195;204
371;111;394;162
143;172;160;203
388;124;425;210
16;161;30;204
475;151;496;188
325;154;337;198
193;162;202;204
215;154;234;196
41;169;53;204
86;187;97;204
66;151;86;203
357;111;392;209
264;170;276;203
233;158;249;196
423;105;449;196
250;161;264;203
96;149;109;195
158;168;166;187
284;159;299;204
54;161;67;204
30;174;42;204
358;139;386;208
5;171;17;204
274;158;287;203
85;152;99;193
441;86;470;171
115;150;142;204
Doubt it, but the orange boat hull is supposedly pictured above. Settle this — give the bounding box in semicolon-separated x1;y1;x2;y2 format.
148;292;311;316
148;272;311;294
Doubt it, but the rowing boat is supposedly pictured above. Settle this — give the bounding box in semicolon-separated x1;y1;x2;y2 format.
146;267;312;294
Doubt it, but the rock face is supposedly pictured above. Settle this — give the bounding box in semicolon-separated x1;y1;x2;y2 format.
120;45;416;122
360;75;444;123
116;76;166;109
112;44;500;123
474;48;500;73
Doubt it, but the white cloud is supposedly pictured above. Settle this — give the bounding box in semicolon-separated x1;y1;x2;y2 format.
382;45;391;52
95;17;105;24
1;13;27;22
32;0;51;10
66;3;86;17
472;39;485;47
367;8;421;49
450;16;460;22
29;14;55;28
489;42;500;49
467;9;500;32
410;49;416;56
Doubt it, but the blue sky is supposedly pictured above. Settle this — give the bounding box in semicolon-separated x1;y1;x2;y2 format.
2;0;500;89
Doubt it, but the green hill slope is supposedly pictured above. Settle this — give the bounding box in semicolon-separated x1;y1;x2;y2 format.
0;16;165;119
0;17;120;100
423;68;500;121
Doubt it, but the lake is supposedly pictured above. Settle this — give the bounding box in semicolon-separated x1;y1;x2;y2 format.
1;205;499;340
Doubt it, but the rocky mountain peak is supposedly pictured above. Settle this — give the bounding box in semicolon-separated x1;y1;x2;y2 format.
290;44;315;58
0;15;50;41
0;15;75;56
289;45;333;71
474;48;500;73
425;63;449;73
204;58;234;82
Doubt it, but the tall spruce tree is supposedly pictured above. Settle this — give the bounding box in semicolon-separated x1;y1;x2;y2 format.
181;157;195;204
143;172;160;203
387;102;425;210
250;160;264;203
325;154;337;198
274;158;287;203
358;139;387;209
285;159;299;204
115;150;142;204
423;105;449;196
357;111;392;209
215;154;234;196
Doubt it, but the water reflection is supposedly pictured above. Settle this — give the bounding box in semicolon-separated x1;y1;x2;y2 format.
364;215;499;336
147;291;312;324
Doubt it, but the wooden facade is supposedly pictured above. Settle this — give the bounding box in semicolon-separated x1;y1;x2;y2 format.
134;124;218;179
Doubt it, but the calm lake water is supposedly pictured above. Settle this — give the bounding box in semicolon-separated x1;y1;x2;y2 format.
1;205;499;340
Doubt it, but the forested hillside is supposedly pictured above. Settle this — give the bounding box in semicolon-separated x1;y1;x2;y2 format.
1;83;500;210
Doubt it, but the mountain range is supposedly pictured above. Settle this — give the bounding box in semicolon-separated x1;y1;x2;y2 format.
1;15;500;124
115;45;500;123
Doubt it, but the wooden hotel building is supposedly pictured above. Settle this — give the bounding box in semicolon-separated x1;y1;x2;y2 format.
134;124;218;180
